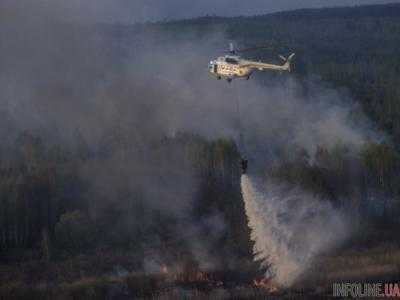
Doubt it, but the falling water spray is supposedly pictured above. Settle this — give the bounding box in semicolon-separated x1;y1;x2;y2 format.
241;174;348;287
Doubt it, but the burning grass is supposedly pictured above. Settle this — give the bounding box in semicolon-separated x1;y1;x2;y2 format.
0;266;280;300
253;277;279;292
10;242;400;299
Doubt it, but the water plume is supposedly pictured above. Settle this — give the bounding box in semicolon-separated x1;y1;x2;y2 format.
241;174;348;286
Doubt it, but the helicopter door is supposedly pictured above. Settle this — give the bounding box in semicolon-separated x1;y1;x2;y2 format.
213;64;218;73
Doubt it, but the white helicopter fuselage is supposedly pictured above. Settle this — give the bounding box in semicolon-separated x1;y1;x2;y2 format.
208;53;294;81
208;56;251;80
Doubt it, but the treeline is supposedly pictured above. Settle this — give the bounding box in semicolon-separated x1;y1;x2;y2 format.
270;141;400;221
0;131;254;274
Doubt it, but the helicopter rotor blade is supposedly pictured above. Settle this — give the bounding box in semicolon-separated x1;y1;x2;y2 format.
222;42;291;56
279;55;287;61
235;45;275;53
229;43;235;53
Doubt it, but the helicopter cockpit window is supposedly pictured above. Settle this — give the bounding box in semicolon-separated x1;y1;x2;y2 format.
225;57;238;64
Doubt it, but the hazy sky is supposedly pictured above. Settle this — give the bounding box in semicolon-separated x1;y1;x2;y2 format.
5;0;398;23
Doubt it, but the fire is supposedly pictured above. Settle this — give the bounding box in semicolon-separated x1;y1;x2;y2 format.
154;265;280;292
253;277;279;292
160;264;168;274
193;271;209;281
176;270;211;282
157;264;216;283
173;270;224;288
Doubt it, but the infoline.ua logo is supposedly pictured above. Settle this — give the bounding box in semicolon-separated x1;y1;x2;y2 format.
333;283;400;298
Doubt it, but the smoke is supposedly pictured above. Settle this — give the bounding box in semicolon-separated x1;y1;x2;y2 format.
1;1;380;276
241;174;349;286
1;2;378;154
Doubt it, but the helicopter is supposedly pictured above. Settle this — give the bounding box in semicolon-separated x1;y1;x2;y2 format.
208;43;295;82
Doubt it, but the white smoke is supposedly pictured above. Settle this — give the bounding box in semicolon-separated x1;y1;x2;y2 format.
241;174;348;286
2;1;378;278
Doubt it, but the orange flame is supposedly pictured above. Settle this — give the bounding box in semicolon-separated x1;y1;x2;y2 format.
160;264;168;274
253;277;278;292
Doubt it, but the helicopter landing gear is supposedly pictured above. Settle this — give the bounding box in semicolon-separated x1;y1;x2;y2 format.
217;76;221;80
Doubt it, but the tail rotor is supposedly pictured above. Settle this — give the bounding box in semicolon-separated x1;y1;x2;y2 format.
279;53;295;72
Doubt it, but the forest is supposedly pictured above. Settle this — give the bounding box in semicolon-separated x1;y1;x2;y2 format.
1;2;400;299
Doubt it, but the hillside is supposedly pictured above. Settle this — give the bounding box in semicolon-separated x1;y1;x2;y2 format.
1;3;400;299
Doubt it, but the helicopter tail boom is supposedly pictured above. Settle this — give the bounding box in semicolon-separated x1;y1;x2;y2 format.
241;53;295;72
